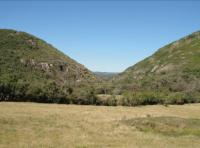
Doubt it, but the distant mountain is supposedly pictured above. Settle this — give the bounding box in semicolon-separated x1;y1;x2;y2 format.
94;72;118;80
0;29;99;103
114;31;200;98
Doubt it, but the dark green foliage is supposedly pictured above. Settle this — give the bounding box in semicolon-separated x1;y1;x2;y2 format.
0;29;99;104
72;88;97;105
119;91;164;106
119;91;200;106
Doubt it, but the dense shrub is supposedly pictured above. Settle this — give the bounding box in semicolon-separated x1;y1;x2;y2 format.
1;78;199;106
120;91;166;106
119;91;200;106
164;92;200;105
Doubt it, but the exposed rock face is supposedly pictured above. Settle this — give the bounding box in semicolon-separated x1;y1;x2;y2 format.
155;64;175;74
27;39;36;46
20;59;50;71
39;62;50;71
0;29;100;95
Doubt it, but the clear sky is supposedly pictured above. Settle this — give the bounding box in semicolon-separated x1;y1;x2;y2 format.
0;0;200;72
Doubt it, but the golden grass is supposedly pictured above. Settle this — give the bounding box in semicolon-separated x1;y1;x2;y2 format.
1;102;200;148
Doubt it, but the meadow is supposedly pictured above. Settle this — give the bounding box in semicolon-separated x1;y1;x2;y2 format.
1;102;200;148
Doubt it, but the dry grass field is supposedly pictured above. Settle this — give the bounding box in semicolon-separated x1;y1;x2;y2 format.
1;102;200;148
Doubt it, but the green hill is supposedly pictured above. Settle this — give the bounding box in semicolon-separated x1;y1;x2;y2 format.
113;31;200;105
0;29;99;103
1;29;199;106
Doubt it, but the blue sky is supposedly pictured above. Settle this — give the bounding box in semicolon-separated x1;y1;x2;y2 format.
0;1;200;72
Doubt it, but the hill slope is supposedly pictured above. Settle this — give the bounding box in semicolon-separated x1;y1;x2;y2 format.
113;31;200;101
0;29;99;103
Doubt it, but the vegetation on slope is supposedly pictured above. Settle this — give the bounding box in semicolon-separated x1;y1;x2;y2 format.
109;31;200;105
0;29;199;106
0;29;100;103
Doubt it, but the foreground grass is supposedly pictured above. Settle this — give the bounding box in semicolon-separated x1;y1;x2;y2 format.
1;103;200;148
123;116;200;137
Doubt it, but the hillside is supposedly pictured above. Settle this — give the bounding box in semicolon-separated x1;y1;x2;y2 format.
1;29;200;106
0;29;99;103
113;31;200;103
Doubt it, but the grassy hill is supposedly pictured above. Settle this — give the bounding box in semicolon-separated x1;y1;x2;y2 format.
0;29;100;103
112;31;200;105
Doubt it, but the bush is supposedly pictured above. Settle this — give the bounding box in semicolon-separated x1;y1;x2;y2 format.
120;91;166;106
106;96;117;106
164;93;183;105
120;91;200;106
164;92;199;105
69;87;98;105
